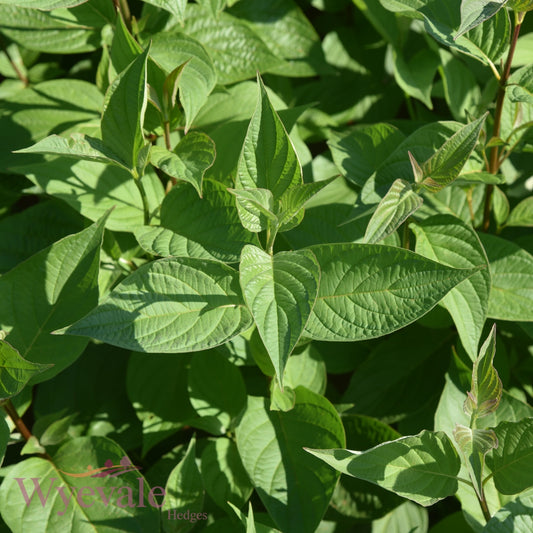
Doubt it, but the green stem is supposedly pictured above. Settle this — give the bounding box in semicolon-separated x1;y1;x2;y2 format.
163;121;172;151
402;219;411;250
482;11;525;232
478;486;492;523
1;399;32;442
266;224;278;255
0;39;28;87
134;176;151;225
112;0;132;29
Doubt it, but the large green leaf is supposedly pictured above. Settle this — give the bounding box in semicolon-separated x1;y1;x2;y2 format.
487;419;533;495
150;31;217;131
364;179;423;244
0;436;159;532
483;490;533;533
0;1;115;54
235;388;345;533
372;501;428;533
0;338;50;401
380;0;510;69
411;214;491;360
162;437;204;533
16;133;128;170
235;77;302;232
143;0;188;21
188;350;246;434
101;46;149;172
65;257;252;352
0;79;102;170
181;4;282;85
228;0;324;77
200;437;253;511
15;158;164;232
303;243;480;341
239;245;320;384
478;233;533;321
328;123;405;188
456;0;508;37
135;180;258;262
0;214;108;383
306;430;461;506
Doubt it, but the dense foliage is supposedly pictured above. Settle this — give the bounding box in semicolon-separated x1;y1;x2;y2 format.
0;0;532;532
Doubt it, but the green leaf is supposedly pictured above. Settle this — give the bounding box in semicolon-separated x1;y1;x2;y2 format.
453;424;498;499
182;4;282;85
438;49;482;121
364;179;423;244
239;245;320;385
230;188;277;232
0;2;115;54
143;0;188;21
392;48;439;108
507;64;533;105
506;197;533;227
372;501;428;533
65;257;252;352
328;123;405;188
16;158;164;232
236;388;345;533
420;113;487;192
483;490;533;533
135;180;258;263
464;325;503;421
411;214;491;360
270;382;296;412
0;213;108;384
306;430;461;506
0;436;159;532
101;46;150;172
0;78;102;170
162;436;204;533
456;0;508;38
188;350;246;434
0;0;88;8
150;31;217;131
331;414;402;520
151;132;215;197
492;186;510;227
283;344;326;395
0;338;50;401
127;353;196;455
0;417;9;467
235;77;302;232
478;233;533;321
342;326;450;424
277;177;338;231
304;243;480;342
15;133;129;170
229;0;324;77
486;418;533;495
200;437;253;511
380;0;510;69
